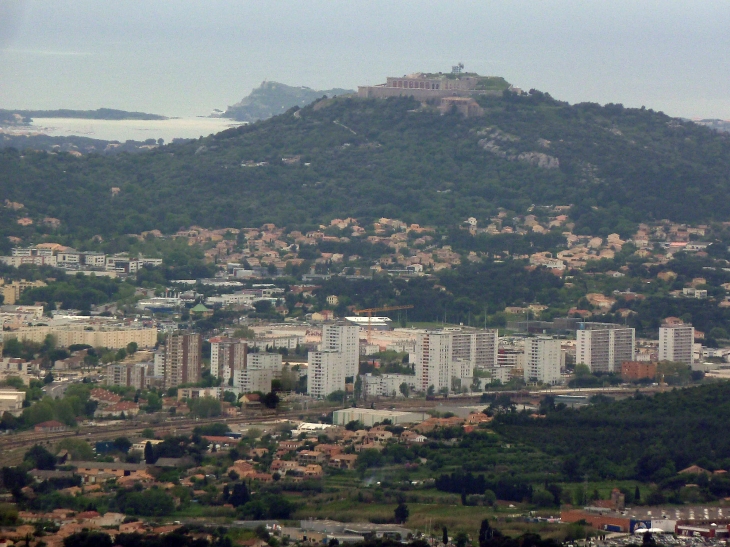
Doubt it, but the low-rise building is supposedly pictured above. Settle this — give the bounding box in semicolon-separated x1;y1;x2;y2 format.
0;389;25;412
621;361;657;381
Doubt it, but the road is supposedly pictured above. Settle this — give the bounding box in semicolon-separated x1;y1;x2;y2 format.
43;381;69;399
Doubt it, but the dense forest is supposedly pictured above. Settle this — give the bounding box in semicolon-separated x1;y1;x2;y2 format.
1;89;730;242
494;383;730;483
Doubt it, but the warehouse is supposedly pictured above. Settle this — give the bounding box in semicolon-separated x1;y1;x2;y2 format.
332;408;426;427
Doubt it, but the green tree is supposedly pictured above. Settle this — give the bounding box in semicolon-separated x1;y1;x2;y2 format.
122;488;174;516
229;482;251;507
399;382;410;398
57;438;94;460
394;503;409;524
24;445;56;470
126;342;138;355
354;375;362;401
454;532;470;547
262;392;279;409
113;437;132;453
189;396;221;418
144;441;155;464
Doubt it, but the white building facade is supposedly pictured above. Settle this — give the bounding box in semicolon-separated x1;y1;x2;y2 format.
659;324;695;366
321;324;359;379
576;325;635;373
523;337;562;385
233;368;273;394
307;351;345;398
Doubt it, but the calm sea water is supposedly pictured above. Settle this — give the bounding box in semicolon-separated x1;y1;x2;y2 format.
27;117;244;142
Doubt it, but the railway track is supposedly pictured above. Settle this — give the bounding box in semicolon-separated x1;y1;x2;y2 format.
0;409;328;466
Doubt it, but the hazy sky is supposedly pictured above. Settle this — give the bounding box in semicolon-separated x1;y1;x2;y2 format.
1;0;729;118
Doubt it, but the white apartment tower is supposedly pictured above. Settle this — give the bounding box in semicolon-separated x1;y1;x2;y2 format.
523;337;562;385
321;324;359;379
414;331;453;393
247;352;283;377
576;324;635;373
452;329;499;371
307;351;345;398
210;337;248;383
659;324;694;366
413;328;496;393
234;368;273;394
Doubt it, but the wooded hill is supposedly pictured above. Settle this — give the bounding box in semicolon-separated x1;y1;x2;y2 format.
2;89;730;241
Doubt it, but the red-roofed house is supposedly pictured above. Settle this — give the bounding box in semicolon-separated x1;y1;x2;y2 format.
35;420;67;433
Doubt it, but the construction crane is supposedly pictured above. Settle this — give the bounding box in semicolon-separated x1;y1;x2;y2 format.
353;305;414;344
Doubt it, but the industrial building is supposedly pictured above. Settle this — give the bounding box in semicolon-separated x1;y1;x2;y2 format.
332;408;426;427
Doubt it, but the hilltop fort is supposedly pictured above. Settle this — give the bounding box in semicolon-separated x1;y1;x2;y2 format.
357;64;512;100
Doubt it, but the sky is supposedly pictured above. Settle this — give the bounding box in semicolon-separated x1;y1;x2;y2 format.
1;0;729;119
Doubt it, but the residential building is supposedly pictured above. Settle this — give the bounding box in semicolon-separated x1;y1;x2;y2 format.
523;337;562;385
0;389;25;412
659;324;694;366
1;280;46;305
576;324;635;373
105;363;146;390
248;352;283;377
250;334;303;350
210;337;247;383
153;350;165;377
307;351;344;398
164;332;202;389
5;322;157;349
360;373;417;398
452;328;499;372
414;328;497;393
177;387;222;400
233;368;273;394
414;330;453;393
621;361;657;381
321;324;359;379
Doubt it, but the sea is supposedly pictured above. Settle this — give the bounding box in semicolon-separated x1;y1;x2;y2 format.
17;116;244;143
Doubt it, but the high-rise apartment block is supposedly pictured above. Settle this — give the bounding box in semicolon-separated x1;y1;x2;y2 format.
321;324;359;379
247;352;283;376
210;337;248;383
576;324;635;373
659;324;694;366
306;324;361;398
414;328;498;393
523;337;562;385
307;351;345;398
105;363;147;390
164;332;201;389
234;368;274;394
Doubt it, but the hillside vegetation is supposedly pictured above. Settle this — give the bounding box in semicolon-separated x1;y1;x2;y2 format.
2;90;730;241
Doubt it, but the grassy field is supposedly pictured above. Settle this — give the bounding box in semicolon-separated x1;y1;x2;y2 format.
294;498;566;539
